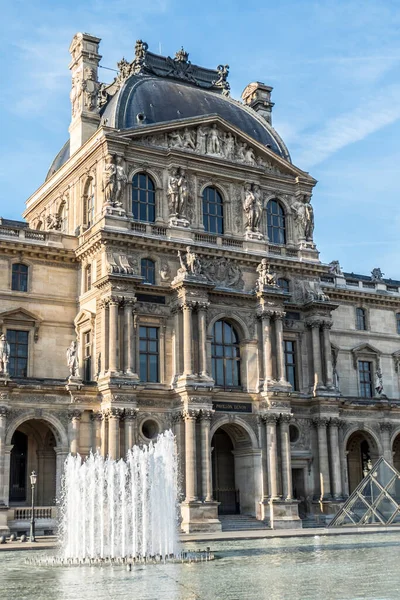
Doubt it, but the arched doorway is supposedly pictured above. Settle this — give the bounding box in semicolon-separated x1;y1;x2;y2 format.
9;419;57;506
346;431;379;493
211;423;256;516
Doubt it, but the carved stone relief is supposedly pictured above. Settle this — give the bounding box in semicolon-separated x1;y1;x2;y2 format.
202;257;244;290
292;279;330;304
105;252;139;275
137;124;285;172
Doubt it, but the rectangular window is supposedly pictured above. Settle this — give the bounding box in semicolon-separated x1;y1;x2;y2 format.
11;264;28;292
85;265;92;292
83;331;91;382
358;360;373;398
7;330;29;377
86;193;94;227
139;326;159;382
356;308;367;331
284;340;297;390
396;314;400;335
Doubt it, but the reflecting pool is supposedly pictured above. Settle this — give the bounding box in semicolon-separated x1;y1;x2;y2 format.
1;532;400;600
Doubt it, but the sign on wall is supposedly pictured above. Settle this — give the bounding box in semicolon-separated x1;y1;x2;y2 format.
212;401;252;413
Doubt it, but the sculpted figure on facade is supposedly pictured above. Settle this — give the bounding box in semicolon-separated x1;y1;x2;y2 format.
202;257;244;290
160;263;171;282
167;167;188;219
207;124;221;154
70;74;83;117
177;246;202;277
182;127;196;150
46;213;62;231
103;154;124;208
329;260;343;276
224;132;235;160
256;258;277;290
66;341;79;377
196;126;207;154
82;67;100;111
0;334;10;376
292;195;314;241
243;183;263;232
371;267;384;282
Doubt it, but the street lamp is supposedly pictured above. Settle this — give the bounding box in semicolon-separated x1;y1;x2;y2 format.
29;471;37;543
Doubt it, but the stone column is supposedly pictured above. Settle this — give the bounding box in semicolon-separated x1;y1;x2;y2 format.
124;409;137;454
184;409;199;502
108;408;122;460
309;321;323;389
329;418;342;499
200;410;213;501
259;416;269;500
265;414;279;499
380;422;393;464
100;411;108;458
172;412;185;499
338;421;349;498
108;299;119;374
0;406;9;505
313;417;331;499
55;448;68;502
322;321;334;388
279;414;293;500
100;299;109;374
198;303;209;377
183;304;194;376
261;311;274;384
123;300;135;375
91;411;102;452
274;312;286;383
68;410;82;456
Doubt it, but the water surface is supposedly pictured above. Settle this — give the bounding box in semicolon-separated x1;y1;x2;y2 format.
1;532;400;600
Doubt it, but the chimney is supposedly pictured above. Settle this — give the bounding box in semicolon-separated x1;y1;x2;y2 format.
241;82;274;125
68;33;102;155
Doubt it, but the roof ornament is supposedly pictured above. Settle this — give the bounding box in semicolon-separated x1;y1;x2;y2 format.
174;47;189;63
213;64;230;96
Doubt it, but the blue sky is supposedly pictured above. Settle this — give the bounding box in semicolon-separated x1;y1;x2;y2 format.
2;0;400;278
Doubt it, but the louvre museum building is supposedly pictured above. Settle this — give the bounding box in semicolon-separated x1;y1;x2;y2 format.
2;32;400;535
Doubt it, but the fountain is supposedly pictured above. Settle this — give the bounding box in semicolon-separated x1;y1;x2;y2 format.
59;430;179;561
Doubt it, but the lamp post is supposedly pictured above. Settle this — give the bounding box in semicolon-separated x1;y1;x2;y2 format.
29;471;37;543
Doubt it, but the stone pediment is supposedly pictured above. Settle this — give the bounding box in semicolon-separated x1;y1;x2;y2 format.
0;308;42;341
121;115;311;180
351;343;381;369
74;309;95;328
0;307;42;325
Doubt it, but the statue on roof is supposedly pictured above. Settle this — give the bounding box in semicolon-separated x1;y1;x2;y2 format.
371;267;384;282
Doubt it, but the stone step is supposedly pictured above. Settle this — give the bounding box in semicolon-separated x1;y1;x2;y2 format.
219;515;270;531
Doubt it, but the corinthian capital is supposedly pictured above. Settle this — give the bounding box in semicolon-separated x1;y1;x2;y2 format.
313;416;329;428
183;408;200;420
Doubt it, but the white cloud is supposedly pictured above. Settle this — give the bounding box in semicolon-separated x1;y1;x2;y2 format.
293;83;400;168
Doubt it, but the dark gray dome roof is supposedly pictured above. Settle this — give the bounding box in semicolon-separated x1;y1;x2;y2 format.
46;140;70;181
103;76;290;161
46;75;291;180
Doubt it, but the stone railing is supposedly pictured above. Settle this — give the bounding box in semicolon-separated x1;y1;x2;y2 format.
11;507;56;520
0;227;46;242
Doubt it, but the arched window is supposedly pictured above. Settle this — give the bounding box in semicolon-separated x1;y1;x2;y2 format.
211;320;241;387
277;278;290;293
12;263;28;292
202;187;224;234
141;258;155;284
267;199;286;244
132;173;156;223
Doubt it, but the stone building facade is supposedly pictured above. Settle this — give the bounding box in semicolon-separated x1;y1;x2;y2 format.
1;33;400;534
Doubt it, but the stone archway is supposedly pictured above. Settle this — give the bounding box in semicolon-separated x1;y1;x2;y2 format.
346;430;379;493
5;414;68;507
211;421;257;516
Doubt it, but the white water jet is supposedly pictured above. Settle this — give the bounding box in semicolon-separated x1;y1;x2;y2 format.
59;430;178;560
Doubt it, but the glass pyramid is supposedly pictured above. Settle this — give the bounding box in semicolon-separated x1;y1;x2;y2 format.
329;457;400;527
